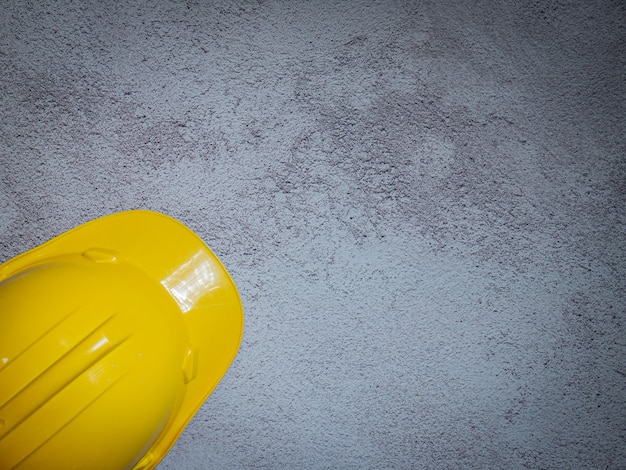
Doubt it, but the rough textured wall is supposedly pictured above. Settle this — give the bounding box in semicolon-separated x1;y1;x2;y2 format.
0;1;624;468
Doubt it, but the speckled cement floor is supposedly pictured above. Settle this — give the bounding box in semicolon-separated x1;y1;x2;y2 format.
1;1;624;468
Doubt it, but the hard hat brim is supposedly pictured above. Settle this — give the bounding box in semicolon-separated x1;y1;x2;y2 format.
0;210;244;469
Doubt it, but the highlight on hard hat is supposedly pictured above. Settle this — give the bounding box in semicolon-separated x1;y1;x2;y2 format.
0;210;244;470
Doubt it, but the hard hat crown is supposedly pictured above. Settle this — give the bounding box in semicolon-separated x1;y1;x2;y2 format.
0;253;189;469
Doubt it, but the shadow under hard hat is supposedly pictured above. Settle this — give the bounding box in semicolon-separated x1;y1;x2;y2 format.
0;210;244;470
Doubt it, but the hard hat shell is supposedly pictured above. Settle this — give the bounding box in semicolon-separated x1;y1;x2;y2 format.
0;210;244;470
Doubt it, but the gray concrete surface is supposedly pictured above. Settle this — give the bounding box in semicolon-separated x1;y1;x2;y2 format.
1;0;624;468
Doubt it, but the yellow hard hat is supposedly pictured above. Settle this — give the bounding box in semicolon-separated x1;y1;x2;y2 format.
0;210;244;470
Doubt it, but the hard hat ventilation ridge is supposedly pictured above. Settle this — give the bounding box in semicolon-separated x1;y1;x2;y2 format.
0;307;131;469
